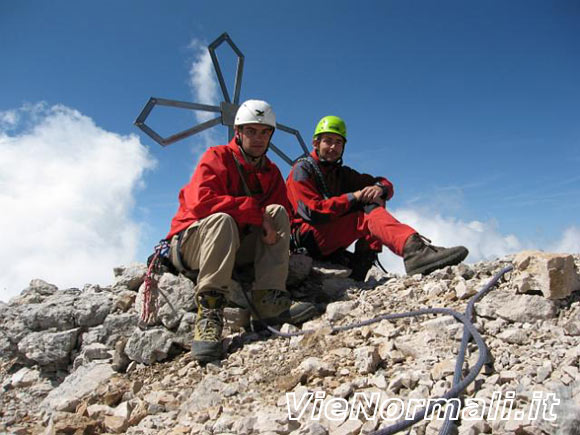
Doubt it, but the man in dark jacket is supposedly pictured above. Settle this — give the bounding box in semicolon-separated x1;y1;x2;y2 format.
167;100;316;363
286;115;468;280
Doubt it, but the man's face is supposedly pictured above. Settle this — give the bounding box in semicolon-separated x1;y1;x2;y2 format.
238;123;274;158
314;133;345;162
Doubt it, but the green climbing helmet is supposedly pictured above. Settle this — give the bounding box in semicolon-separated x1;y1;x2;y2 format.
313;115;347;141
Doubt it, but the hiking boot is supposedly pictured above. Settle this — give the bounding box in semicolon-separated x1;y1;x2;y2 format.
350;251;378;281
350;239;379;281
252;289;317;326
403;234;468;276
351;240;381;281
191;291;225;363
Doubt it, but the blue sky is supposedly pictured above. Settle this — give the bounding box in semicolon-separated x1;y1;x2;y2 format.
1;1;579;299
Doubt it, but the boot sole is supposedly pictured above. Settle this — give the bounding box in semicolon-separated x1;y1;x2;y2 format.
191;342;223;363
406;247;469;276
251;304;318;329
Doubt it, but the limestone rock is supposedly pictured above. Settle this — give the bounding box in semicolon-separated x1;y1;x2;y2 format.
253;406;299;433
353;346;380;374
44;413;101;435
291;422;329;435
19;292;111;331
113;263;147;291
288;254;313;286
298;357;336;378
3;252;580;435
313;263;352;279
10;279;58;305
497;327;529;345
124;327;175;365
326;301;356;322
513;251;580;299
476;291;557;322
41;362;115;412
454;277;477;299
18;328;79;367
431;359;456;380
7;367;41;388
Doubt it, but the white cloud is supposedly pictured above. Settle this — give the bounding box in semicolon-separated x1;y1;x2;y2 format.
187;39;224;160
0;103;156;301
550;226;580;254
378;207;526;275
0;109;19;129
188;39;220;121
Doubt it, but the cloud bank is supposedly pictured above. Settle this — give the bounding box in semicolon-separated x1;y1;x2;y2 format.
0;104;155;301
550;226;580;254
379;207;536;275
188;39;220;115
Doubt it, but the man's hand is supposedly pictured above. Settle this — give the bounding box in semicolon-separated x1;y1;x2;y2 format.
354;185;384;204
261;212;280;245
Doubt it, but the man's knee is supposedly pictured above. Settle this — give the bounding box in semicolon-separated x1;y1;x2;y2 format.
201;212;239;236
182;213;240;256
265;204;290;229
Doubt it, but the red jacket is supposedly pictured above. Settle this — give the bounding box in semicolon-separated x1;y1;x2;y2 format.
286;150;394;228
166;139;291;239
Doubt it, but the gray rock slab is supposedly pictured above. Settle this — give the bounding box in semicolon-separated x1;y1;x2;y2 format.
326;301;356;322
476;291;557;322
125;327;175;364
113;263;147;291
41;362;115;412
288;254;313;286
18;328;79;366
513;251;580;299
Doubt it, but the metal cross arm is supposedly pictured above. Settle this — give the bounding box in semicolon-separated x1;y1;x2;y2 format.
134;98;222;146
134;32;309;166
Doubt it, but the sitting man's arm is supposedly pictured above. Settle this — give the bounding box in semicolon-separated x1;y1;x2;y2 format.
287;161;359;225
342;166;394;204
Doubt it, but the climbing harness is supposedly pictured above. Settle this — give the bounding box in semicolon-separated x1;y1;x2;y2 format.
295;156;332;199
230;149;262;196
250;264;513;435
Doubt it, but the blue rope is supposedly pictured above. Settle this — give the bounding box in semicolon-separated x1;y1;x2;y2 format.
262;265;513;434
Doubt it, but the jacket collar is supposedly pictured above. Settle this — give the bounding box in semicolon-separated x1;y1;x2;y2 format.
228;139;271;172
309;149;343;168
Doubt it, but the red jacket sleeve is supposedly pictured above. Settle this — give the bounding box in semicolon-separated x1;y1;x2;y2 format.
341;166;394;201
286;160;357;224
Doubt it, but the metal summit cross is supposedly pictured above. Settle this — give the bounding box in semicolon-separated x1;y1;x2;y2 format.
134;32;309;166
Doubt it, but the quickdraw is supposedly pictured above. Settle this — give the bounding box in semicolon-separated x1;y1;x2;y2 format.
141;239;171;324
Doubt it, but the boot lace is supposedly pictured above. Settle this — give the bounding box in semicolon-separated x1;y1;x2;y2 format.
418;234;438;252
261;289;290;308
196;304;224;341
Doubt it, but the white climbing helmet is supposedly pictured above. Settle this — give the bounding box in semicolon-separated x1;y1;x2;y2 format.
234;99;276;129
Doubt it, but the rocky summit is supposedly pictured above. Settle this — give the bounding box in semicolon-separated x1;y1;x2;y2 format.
1;251;580;435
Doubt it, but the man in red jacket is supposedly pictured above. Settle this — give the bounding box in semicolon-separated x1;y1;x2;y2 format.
286;115;468;280
167;100;316;363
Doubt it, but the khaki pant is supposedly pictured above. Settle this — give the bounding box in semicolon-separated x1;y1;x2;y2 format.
170;204;290;297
